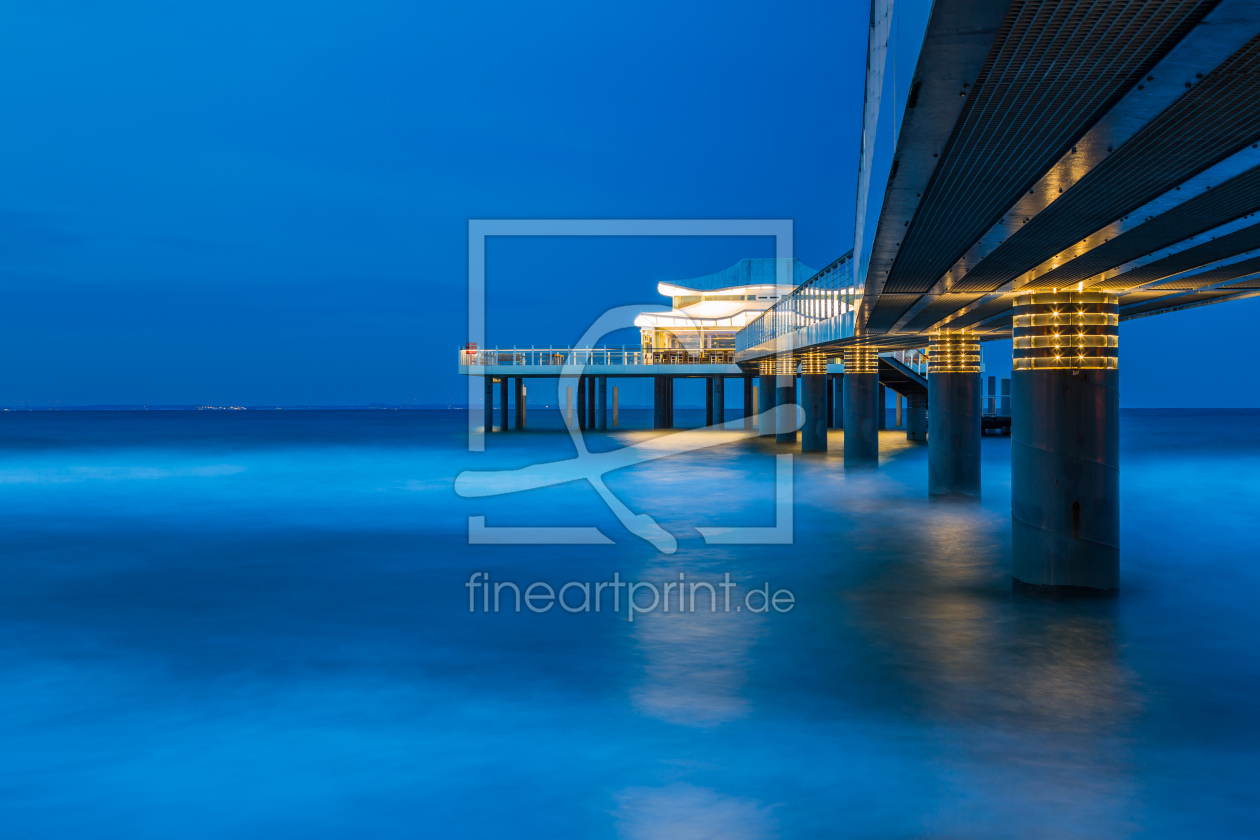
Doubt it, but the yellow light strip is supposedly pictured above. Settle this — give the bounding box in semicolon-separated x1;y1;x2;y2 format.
1012;291;1118;371
842;347;879;374
801;351;827;374
928;330;980;373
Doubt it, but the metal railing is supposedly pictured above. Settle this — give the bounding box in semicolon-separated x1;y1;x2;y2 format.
458;347;736;367
888;348;929;376
737;250;857;352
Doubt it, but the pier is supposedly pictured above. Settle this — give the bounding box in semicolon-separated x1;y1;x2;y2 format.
460;0;1260;593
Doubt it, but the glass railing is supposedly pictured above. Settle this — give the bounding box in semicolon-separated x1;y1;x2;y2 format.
737;250;857;353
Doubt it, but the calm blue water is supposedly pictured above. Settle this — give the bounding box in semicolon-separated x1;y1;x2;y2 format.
1;409;1258;838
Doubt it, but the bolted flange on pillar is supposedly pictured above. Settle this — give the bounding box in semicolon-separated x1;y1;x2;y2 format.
842;347;879;466
800;351;828;451
928;331;981;499
1011;290;1119;592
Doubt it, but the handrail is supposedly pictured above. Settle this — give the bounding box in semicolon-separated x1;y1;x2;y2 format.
889;348;929;377
458;347;737;367
736;249;857;352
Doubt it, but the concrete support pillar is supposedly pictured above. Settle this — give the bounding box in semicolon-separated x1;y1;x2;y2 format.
704;377;714;427
895;394;903;428
758;360;776;437
843;348;879;466
713;376;725;428
588;376;597;430
906;392;927;441
775;357;797;444
653;376;664;430
1011;291;1120;591
664;376;674;429
514;377;525;431
484;377;494;431
826;375;835;428
833;371;844;429
500;377;510;431
597;376;607;430
742;374;754;429
613;386;619;427
577;376;587;430
928;331;981;498
800;352;827;452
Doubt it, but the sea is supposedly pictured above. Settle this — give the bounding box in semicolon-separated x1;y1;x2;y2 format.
0;408;1257;838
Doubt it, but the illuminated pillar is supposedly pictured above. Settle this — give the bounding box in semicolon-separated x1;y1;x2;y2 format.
1011;291;1119;591
514;377;525;431
742;374;754;429
928;330;981;498
906;392;927;441
843;347;879;466
758;360;776;437
775;356;797;444
800;351;828;452
500;377;510;431
713;376;725;428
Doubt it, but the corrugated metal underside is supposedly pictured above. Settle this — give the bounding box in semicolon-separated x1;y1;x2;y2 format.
1029;165;1260;289
881;0;1217;298
955;29;1260;293
1097;222;1260;287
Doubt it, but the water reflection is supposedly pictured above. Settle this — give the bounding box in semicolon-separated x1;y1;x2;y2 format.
615;784;773;840
627;558;763;727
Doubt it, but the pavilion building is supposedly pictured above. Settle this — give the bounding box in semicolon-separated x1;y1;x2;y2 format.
634;258;816;362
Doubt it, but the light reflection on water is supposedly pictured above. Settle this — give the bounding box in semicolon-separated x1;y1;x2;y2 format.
0;409;1257;838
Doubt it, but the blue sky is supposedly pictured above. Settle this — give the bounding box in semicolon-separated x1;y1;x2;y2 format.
1;0;1255;407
